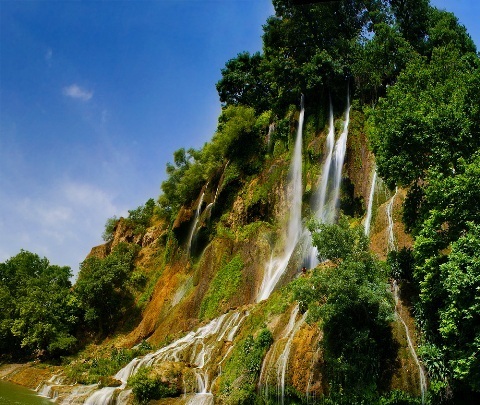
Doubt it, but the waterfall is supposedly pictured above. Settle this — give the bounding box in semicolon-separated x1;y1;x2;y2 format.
79;310;248;405
314;100;335;224
327;95;350;224
364;168;377;236
306;100;335;268
393;282;427;404
257;96;304;302
306;96;351;268
213;161;229;206
187;187;206;255
267;123;275;148
386;187;398;253
259;304;306;404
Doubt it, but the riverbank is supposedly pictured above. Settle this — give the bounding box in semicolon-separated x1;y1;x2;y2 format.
0;363;57;391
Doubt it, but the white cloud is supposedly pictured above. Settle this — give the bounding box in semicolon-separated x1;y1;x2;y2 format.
62;84;93;101
45;48;52;61
0;180;124;276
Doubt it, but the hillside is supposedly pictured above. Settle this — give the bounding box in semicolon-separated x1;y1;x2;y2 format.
1;1;479;404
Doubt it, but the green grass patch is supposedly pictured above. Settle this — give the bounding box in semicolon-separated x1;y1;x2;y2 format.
64;343;153;385
199;255;244;320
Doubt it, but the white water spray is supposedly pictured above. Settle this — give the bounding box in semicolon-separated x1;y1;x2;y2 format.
307;100;335;268
393;282;427;403
78;310;247;405
364;168;377;236
386;187;398;252
259;304;306;404
327;96;350;224
257;96;305;301
188;187;206;254
306;96;351;268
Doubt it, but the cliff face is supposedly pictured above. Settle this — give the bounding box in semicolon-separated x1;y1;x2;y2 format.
4;106;423;404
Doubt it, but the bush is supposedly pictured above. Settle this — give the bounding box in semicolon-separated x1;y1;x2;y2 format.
102;216;118;242
128;367;176;404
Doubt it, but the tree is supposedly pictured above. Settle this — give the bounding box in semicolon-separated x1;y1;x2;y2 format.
389;0;430;51
75;243;137;334
216;52;271;112
297;219;395;399
0;251;78;358
368;46;480;189
437;223;480;392
261;0;369;112
351;22;415;103
411;156;480;395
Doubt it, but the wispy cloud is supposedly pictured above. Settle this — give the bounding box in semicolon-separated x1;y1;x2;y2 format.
0;180;124;276
62;84;93;101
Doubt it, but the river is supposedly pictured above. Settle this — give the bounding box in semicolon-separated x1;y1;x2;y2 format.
0;380;51;404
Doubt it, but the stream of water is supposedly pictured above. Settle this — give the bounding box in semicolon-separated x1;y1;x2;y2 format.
306;96;350;268
393;282;427;404
364;168;377;236
256;95;305;302
386;187;398;253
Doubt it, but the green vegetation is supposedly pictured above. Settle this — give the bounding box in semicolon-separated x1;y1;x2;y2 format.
2;1;480;403
65;345;150;385
75;243;139;334
103;198;157;242
199;255;244;320
295;219;396;401
219;329;273;404
0;251;78;359
127;366;178;404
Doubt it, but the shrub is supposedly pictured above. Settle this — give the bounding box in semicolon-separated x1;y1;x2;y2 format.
128;366;177;404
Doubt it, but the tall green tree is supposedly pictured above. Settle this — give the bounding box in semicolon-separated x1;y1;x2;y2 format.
296;219;395;399
216;51;271;112
368;46;480;190
0;251;78;358
75;243;137;334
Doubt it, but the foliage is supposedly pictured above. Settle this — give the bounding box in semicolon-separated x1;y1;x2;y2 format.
102;216;118;242
368;47;480;189
308;214;369;263
128;366;177;404
437;224;480;391
351;22;415;103
0;251;78;358
126;198;156;236
297;219;395;398
65;345;153;386
216;51;271;113
159;105;264;221
363;16;480;394
219;329;273;404
75;243;138;334
159;147;202;219
387;247;415;281
199;255;244;320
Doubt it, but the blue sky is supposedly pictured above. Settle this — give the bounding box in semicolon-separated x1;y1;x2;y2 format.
1;0;479;276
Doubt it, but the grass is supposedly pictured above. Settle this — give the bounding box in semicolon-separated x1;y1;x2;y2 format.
199;254;244;320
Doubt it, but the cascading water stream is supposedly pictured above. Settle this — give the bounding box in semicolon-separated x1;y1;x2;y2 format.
386;187;398;253
364;168;377;236
277;306;306;405
393;282;427;404
256;96;305;302
327;95;350;225
306;96;350;268
306;100;335;268
187;187;206;254
259;304;307;404
78;310;248;405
